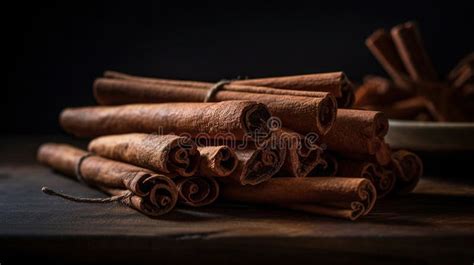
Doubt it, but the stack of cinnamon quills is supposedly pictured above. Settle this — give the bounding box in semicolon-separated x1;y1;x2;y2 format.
38;69;423;221
356;21;473;121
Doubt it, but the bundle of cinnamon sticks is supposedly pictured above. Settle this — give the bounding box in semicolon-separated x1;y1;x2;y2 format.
356;21;473;121
38;69;422;221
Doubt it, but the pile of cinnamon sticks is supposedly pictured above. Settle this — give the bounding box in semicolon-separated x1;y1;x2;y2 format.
38;70;422;221
356;21;473;121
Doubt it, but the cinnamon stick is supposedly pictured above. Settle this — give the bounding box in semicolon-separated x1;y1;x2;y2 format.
366;96;445;121
451;63;474;89
93;76;337;136
221;177;377;220
88;133;200;177
448;52;474;82
354;76;412;107
233;71;355;107
229;144;286;185
60;101;272;140
175;177;219;207
391;21;438;82
37;143;178;216
105;70;354;108
365;29;412;88
337;140;392;166
322;109;389;155
197;146;238;177
388;150;423;194
272;129;323;178
337;160;396;198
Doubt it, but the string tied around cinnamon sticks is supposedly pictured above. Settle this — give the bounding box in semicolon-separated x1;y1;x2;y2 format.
204;80;231;102
41;153;133;204
74;152;95;184
41;187;133;203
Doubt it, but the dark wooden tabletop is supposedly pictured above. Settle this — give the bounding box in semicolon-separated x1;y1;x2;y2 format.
1;135;473;264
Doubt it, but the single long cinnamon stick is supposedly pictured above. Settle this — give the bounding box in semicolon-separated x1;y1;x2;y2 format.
197;146;237;177
37;143;178;216
366;96;445;121
104;70;354;108
229;144;286;185
391;21;438;82
366;29;412;88
448;52;474;82
273;129;323;178
452;64;474;89
232;72;355;107
388;150;423;194
338;140;392;166
221;177;377;220
88;133;200;177
354;76;412;107
60;101;272;140
175;177;219;207
93;77;337;136
337;160;396;198
322;109;389;155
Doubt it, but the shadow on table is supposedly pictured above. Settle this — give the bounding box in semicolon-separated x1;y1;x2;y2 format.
161;192;474;226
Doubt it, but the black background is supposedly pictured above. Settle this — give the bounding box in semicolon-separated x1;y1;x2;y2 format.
4;1;473;134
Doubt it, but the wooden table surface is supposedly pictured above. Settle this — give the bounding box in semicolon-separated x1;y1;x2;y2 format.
1;135;473;264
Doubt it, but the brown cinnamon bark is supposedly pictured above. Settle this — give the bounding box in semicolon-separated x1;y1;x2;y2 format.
309;152;338;176
88;133;200;177
366;29;412;88
105;70;354;108
388;150;423;194
448;52;474;82
94;76;337;136
322;109;389;155
451;64;474;89
197;146;238;177
104;71;330;98
37;143;178;216
175;177;219;207
337;140;392;166
354;76;412;107
60;101;272;140
391;21;438;82
233;72;355;107
366;96;445;121
272;129;323;178
337;160;395;198
221;177;377;220
229;144;286;185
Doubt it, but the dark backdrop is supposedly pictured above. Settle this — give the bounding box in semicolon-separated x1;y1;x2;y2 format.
4;1;473;134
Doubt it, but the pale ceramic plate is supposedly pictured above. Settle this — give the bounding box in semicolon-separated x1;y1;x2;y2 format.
385;120;474;151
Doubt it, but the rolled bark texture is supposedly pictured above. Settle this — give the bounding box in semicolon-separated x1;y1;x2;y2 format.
37;143;178;216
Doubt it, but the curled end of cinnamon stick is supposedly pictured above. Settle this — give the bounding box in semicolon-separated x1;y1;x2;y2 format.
316;95;338;135
176;177;220;207
242;103;272;140
124;174;178;216
391;150;423;194
198;146;238;177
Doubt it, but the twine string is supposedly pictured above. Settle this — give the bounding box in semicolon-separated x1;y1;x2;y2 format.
41;153;133;204
41;187;133;203
204;80;231;102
